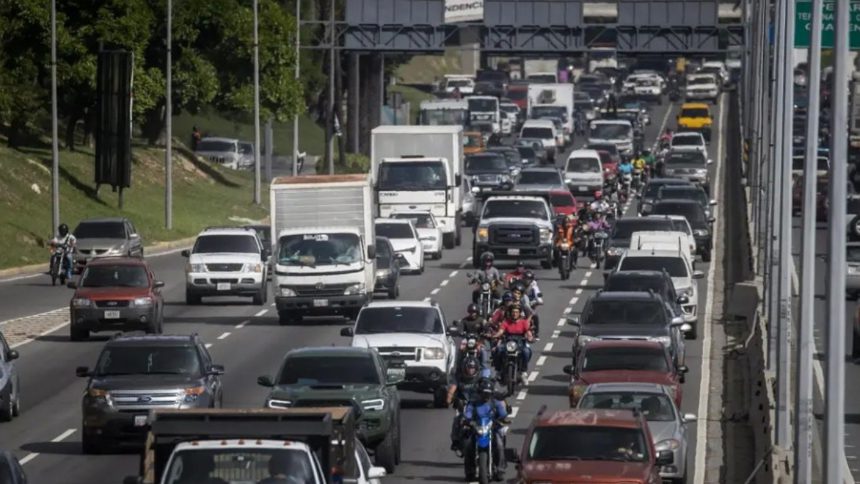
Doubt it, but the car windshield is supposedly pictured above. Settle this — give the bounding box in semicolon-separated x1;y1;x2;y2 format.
95;345;200;376
164;449;313;484
278;355;380;385
688;76;714;86
611;219;674;239
681;108;709;118
848;246;860;262
528;74;556;83
466;155;508;172
193;235;258;254
468;98;497;112
482;200;549;219
590;124;631;139
673;135;704;146
582;346;669;372
378;160;447;190
392;213;435;229
376;223;415;240
644;181;690;198
605;275;667;294
566;157;601;173
550;192;575;207
580;392;676;422
81;265;149;288
659;188;708;205
196;140;235;152
74;222;125;239
520;127;554;139
653;202;707;225
278;233;362;267
531;106;566;119
421;108;467;126
586;300;668;326
447;79;472;88
666;151;706;165
519;171;562;185
528;426;649;462
517;146;537;158
355;307;442;334
619;256;689;278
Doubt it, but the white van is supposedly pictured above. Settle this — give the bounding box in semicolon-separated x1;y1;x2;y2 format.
520;119;558;162
564;149;604;199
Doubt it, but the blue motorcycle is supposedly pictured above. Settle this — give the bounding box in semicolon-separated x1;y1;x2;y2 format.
464;413;496;483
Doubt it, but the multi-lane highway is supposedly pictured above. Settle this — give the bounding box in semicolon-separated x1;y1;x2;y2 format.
0;96;726;483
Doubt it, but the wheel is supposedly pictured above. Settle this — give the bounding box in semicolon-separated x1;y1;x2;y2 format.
0;389;12;422
51;276;57;286
252;287;265;305
11;386;20;417
478;450;490;484
444;232;455;250
185;290;201;305
853;330;860;359
702;249;712;263
685;323;698;340
374;428;398;473
506;365;516;396
388;284;399;300
455;223;462;247
432;387;449;408
81;433;103;455
70;326;89;341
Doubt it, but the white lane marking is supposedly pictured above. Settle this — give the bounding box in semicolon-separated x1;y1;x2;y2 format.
18;454;38;465
510;406;519;419
579;279;588;286
527;371;539;383
449;270;459;278
693;93;723;484
544;342;554;352
536;355;547;366
575;288;584;295
430;288;440;295
585;271;593;278
552;330;560;339
440;279;449;287
568;296;578;304
20;428;77;465
217;332;231;340
516;390;528;400
205;343;213;349
270;302;276;307
235;320;249;329
254;309;268;317
423;297;431;302
557;318;566;327
563;307;572;315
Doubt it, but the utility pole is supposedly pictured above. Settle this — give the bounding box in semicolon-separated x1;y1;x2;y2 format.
252;0;262;204
165;0;173;229
794;0;822;479
825;0;849;481
292;0;300;177
327;0;335;175
50;0;60;233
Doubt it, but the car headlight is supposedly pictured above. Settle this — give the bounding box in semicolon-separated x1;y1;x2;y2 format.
132;296;153;307
540;228;552;243
655;438;681;451
72;298;92;308
279;287;296;297
375;269;390;278
361;398;385;411
680;287;694;298
187;263;206;273
87;388;112;405
572;383;588;399
184;385;206;403
505;340;519;353
564;177;574;183
106;246;125;255
423;347;445;360
267;398;293;408
650;335;672;346
606;247;623;256
243;263;263;273
481;282;491;291
419;235;437;241
578;335;597;346
477;227;489;242
641;203;653;212
696;168;708;175
693;229;709;236
344;283;366;296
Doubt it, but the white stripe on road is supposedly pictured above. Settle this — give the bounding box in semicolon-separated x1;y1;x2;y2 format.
254;309;268;317
235;320;249;329
544;342;554;352
449;270;459;278
516;390;527;401
205;343;213;349
423;297;431;302
568;296;578;304
20;428;77;466
585;271;593;278
575;288;583;295
552;330;560;339
536;356;547;366
440;279;449;287
510;406;519;419
430;288;440;295
527;371;539;383
10;320;70;349
217;332;231;340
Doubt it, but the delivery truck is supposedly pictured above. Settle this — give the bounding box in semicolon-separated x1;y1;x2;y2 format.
527;83;575;145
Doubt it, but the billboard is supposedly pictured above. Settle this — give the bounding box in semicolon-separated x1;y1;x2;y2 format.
444;0;483;23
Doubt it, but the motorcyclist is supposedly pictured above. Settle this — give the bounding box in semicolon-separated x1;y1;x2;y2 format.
461;378;509;479
554;214;575;257
503;260;527;287
492;304;534;382
471;252;502;304
589;190;611;214
521;271;543;339
632;151;647;173
586;211;611;233
489;292;515;327
458;303;492;366
447;357;485;454
50;223;76;279
509;281;534;320
659;128;673;150
641;148;655;181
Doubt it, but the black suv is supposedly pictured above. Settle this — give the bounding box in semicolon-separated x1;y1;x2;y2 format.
651;199;714;262
604;217;676;269
568;291;687;368
257;346;402;473
466;152;514;191
76;334;223;453
657;185;716;219
638;178;693;216
603;270;688;329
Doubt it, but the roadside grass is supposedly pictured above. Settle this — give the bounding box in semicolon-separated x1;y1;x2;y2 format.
0;139;268;270
395;50;463;84
173;107;326;156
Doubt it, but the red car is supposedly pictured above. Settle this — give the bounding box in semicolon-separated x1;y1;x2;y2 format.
67;257;165;340
506;83;529;111
549;189;578;217
563;340;686;408
597;149;618;181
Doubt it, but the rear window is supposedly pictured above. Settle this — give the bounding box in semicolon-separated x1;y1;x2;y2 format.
644;181;691;198
566;157;601;173
527;425;649;462
521;127;554;139
605;274;666;294
585;300;667;326
519;171;562;185
672;135;704;147
652;202;707;225
659;187;708;205
610;219;674;239
356;307;442;334
619;256;688;278
550;192;575;207
82;265;149;288
375;223;414;240
579;392;676;422
681;108;710;118
582;346;669;372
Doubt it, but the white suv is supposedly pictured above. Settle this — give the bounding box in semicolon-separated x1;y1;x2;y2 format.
182;227;269;305
615;249;704;338
342;300;457;408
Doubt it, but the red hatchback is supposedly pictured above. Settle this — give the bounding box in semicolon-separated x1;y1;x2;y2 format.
549;189;578;217
68;257;164;340
564;340;686;408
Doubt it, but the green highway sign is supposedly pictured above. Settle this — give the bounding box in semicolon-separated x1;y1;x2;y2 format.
795;1;860;49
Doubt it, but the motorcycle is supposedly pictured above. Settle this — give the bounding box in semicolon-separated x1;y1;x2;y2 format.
557;242;573;280
49;242;72;286
469;275;496;318
500;336;525;396
619;172;632;202
589;231;609;269
463;412;504;483
632;169;644;191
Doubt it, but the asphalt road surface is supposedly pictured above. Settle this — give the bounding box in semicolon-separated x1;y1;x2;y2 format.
0;95;726;484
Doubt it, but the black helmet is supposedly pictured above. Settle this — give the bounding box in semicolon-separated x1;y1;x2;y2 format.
467;303;479;315
481;251;494;265
462;357;480;380
515;260;525;269
479;378;495;398
58;223;69;236
523;271;535;283
501;291;514;303
511;281;526;294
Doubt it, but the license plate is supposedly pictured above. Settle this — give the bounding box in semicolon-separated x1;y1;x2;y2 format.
216;282;231;291
133;415;147;427
578;186;588;192
104;310;120;319
386;368;406;379
507;248;520;256
313;299;329;307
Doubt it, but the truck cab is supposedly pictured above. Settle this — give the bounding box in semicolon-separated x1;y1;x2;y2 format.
466;96;501;134
472;193;555;269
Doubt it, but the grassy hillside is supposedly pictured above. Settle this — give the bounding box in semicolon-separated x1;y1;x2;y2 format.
395;50;464;84
0;140;268;270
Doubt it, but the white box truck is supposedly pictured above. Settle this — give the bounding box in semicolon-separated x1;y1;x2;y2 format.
527;83;575;145
270;174;376;324
371;125;464;249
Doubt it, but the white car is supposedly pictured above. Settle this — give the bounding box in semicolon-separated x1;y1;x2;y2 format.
375;218;424;274
182;227;269;305
588;119;634;157
685;73;720;104
195;137;242;170
344;300;457;407
670;132;708;153
390;210;444;260
652;214;698;256
700;61;729;85
500;110;513;135
565;149;605;199
444;75;475;95
616;249;704;337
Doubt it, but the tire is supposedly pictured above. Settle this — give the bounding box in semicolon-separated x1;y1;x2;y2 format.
433;387;449;408
185;290;201;306
252;287;265;306
685;323;698;340
0;391;12;422
853;330;860;360
506;364;516;396
70;326;89;341
81;433;103;455
11;385;20;417
51;276;57;287
388;284;399;300
374;428;398;474
702;248;712;263
478;450;490;484
444;232;455;250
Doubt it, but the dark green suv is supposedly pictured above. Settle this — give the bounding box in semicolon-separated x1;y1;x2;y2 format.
257;346;403;473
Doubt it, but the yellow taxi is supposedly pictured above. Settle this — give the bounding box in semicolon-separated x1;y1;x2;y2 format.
463;131;485;155
676;102;713;141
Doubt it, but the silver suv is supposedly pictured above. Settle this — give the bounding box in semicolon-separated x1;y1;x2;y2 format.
73;218;143;273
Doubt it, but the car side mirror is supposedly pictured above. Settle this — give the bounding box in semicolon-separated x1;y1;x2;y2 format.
709;199;717;206
670;316;685;326
681;323;693;333
367;467;387;479
656;450;674;466
707;159;714;164
367;244;376;260
209;364;225;376
708;216;716;224
66;281;77;289
6;350;19;361
683;413;697;423
256;375;274;387
567;316;581;327
448;323;460;335
505;448;521;464
692;270;705;279
154;281;165;289
340;327;355;337
123;477;143;484
677;295;689;304
76;366;91;377
181;249;191;258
